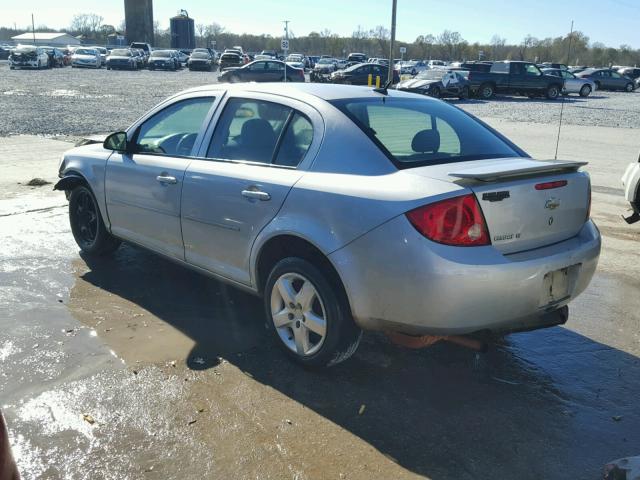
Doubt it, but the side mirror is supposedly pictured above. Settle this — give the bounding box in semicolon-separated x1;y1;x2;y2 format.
103;131;128;152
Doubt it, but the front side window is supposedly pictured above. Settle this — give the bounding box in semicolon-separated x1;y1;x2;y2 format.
611;72;621;78
525;64;541;76
332;97;521;167
134;97;214;156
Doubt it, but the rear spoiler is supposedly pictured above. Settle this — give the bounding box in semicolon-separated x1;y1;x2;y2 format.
449;159;588;182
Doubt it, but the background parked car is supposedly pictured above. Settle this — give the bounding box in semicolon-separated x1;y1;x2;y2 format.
347;52;368;63
575;68;636;92
177;50;190;67
330;62;398;85
396;60;428;76
0;45;11;60
130;42;152;59
467;61;564;99
618;67;640;88
310;57;338;81
542;68;596;97
42;46;65;68
90;46;108;65
71;48;102;69
148;50;180;70
621;151;640;224
106;48;139;70
9;45;50;69
396;69;471;98
219;51;244;71
218;59;305;83
188;51;214;71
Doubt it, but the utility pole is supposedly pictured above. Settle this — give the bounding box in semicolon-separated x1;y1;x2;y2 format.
388;0;397;83
283;20;290;83
31;14;36;45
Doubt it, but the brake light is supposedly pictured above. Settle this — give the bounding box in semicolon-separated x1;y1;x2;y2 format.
406;194;490;246
535;180;568;190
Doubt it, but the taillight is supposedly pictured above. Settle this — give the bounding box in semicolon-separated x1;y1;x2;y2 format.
406;194;491;246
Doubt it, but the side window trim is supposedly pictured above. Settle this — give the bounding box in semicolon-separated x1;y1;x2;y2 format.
270;110;295;164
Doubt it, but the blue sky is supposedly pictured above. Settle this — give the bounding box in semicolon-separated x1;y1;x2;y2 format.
4;0;639;48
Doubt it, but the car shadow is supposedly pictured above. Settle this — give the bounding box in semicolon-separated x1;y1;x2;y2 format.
77;244;640;479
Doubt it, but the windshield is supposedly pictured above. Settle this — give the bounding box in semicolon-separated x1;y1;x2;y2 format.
110;49;131;56
75;49;95;55
331;97;521;167
15;46;36;53
318;59;335;64
191;52;209;59
151;51;171;58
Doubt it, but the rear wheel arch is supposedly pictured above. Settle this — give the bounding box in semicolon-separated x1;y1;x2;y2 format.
255;235;348;301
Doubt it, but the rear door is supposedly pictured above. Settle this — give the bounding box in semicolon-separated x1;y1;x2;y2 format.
105;94;218;259
181;92;323;285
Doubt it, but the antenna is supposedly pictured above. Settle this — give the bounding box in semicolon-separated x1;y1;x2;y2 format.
554;20;574;160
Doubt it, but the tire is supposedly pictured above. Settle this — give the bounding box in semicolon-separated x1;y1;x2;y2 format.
546;84;560;99
459;86;470;100
479;83;494;99
579;84;592;97
625;83;634;92
69;185;121;256
429;86;441;98
264;257;362;368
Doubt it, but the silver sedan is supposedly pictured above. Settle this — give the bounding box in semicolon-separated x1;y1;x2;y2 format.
55;83;600;367
542;68;596;97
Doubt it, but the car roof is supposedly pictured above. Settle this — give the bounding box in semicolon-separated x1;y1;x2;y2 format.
179;82;425;102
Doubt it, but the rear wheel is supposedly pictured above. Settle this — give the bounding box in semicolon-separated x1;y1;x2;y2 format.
546;84;560;99
264;258;362;367
579;84;592;97
69;185;121;256
429;86;441;98
625;82;634;92
479;83;494;99
459;86;470;100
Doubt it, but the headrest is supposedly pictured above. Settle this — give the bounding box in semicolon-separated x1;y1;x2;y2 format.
411;129;440;153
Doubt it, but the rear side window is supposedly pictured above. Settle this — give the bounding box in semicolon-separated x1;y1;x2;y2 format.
207;98;313;167
331;97;521;168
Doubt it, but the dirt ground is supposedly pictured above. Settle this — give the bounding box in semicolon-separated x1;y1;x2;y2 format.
1;113;639;479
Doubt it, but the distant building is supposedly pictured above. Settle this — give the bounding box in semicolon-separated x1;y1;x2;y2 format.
11;32;81;46
124;0;154;45
170;10;195;50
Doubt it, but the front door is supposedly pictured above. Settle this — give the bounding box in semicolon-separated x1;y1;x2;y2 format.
181;95;318;285
105;96;216;259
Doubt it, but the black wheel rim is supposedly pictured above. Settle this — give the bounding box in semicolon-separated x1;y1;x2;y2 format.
74;190;98;247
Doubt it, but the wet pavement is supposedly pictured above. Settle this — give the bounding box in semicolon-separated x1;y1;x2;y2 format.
1;132;639;479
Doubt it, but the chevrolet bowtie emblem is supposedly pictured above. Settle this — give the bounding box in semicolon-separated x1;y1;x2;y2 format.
545;198;560;210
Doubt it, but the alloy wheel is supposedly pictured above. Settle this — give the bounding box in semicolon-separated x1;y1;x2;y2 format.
74;190;98;247
270;273;327;356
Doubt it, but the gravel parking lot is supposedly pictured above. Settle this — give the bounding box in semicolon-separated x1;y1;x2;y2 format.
1;63;639;139
2;62;640;480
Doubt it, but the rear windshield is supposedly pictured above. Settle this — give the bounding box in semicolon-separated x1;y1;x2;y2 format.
151;51;171;58
331;97;522;167
75;49;95;55
110;49;131;56
191;52;209;59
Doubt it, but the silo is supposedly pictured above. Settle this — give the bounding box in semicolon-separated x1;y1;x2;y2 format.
170;10;195;50
124;0;154;45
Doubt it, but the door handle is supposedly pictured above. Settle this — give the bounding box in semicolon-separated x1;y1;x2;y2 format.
241;189;271;201
156;174;177;184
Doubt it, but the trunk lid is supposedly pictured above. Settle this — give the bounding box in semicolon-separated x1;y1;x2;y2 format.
407;158;590;254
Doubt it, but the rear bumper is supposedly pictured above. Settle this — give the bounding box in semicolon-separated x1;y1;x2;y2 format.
329;217;601;335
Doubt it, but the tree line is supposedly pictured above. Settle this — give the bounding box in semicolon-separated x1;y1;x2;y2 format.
2;15;638;67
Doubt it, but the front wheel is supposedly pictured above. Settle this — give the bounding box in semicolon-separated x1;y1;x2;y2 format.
579;84;592;97
625;83;634;92
264;257;362;367
459;86;470;100
69;185;121;256
546;85;560;99
429;86;441;98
